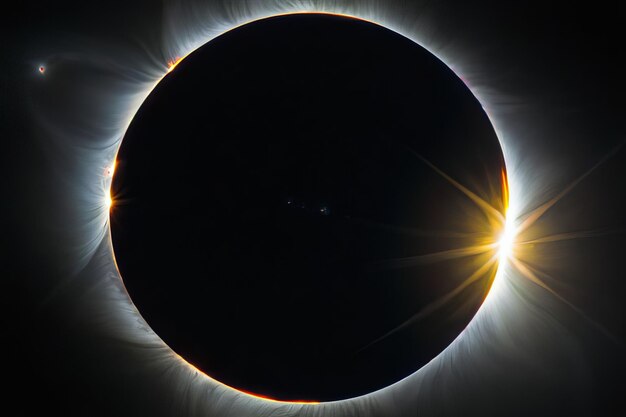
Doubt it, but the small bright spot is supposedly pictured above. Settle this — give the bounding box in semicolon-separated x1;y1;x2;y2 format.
498;212;516;263
105;161;116;177
105;192;113;209
38;66;45;75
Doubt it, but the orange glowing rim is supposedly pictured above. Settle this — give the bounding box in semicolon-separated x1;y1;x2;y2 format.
105;11;514;405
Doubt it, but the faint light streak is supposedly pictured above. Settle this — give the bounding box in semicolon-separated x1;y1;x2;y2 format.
359;252;501;353
516;141;624;237
360;155;511;351
498;143;625;344
375;243;498;269
407;148;505;225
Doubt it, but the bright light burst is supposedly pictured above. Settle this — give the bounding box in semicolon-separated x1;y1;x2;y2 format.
498;209;517;264
105;192;113;209
418;147;618;340
363;137;620;349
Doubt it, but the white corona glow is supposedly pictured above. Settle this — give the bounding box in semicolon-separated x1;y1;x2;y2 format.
106;9;516;405
34;1;594;415
105;161;116;177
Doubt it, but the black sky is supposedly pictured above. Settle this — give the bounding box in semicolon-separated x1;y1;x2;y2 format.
2;1;625;416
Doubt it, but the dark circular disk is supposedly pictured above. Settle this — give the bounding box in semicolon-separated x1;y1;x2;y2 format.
110;14;506;402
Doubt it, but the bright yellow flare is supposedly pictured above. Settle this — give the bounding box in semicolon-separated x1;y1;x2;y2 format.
498;211;516;263
105;192;113;209
167;57;184;73
497;168;516;263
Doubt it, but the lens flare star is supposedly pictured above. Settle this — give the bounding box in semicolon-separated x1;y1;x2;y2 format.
361;138;623;352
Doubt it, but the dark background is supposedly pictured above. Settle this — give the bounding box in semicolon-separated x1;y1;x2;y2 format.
2;1;625;416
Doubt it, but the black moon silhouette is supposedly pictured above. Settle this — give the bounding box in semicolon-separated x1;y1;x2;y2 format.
111;13;506;402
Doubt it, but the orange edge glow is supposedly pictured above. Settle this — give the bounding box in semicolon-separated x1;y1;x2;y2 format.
105;160;116;177
498;168;517;262
111;11;496;406
501;168;509;213
177;355;320;404
165;13;372;76
232;388;320;405
167;56;185;73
